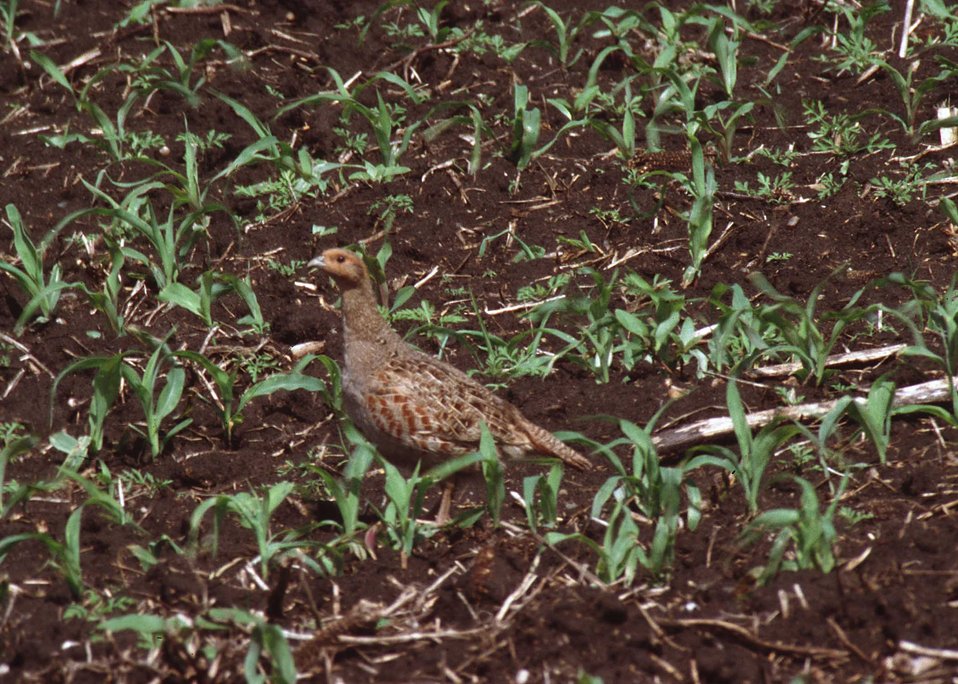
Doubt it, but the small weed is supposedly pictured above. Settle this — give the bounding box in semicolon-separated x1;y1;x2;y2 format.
267;258;306;278
766;252;793;263
64;588;136;623
368;194;414;233
869;163;930;207
803;100;892;156
734;171;795;204
815;162;849;199
754;146;797;167
838;506;874;526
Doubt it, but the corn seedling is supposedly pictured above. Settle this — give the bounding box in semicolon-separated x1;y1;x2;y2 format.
522;464;563;533
0;204;72;334
0;433;36;514
592;417;700;579
102;607;296;684
188;482;300;579
376;457;430;553
276;68;425;173
62;469;142;530
844;377;896;464
120;341;192;460
706;282;784;372
423;423;505;526
685;379;801;514
160;271;267;332
535;3;584;67
0;505;84;598
740;474;846;585
875;59;958;139
77;248;127;335
309;434;374;538
615;272;706;372
52;352;128;454
681;137;717;286
508;83;542;171
749;271;872;385
175;352;328;446
588;80;640;159
63;178;204;290
415;0;450;42
1;0;19;52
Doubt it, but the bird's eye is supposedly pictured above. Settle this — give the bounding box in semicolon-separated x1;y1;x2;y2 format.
336;255;346;263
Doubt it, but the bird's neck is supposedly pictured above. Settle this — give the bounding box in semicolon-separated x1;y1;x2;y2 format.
341;281;402;348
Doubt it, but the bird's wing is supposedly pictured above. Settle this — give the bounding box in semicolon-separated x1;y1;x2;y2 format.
360;353;532;456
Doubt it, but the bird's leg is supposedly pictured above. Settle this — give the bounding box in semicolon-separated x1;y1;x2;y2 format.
434;477;457;526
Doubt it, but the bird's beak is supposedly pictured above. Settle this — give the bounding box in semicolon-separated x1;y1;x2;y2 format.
307;255;325;270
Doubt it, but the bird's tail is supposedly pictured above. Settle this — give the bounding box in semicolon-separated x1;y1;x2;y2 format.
525;421;592;470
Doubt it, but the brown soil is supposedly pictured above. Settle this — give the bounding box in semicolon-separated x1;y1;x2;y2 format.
1;0;957;681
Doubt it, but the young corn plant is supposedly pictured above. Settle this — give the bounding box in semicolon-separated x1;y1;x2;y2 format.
0;204;71;334
685;379;801;514
52;352;128;455
175;352;329;447
615;272;706;373
681;137;717;287
706;282;783;372
508;83;542;171
1;0;20;55
0;505;84;598
102;607;296;684
749;271;871;385
423;423;505;526
188;482;305;580
64;177;205;290
546;416;699;584
276;68;425;179
308;433;374;539
31;54;147;162
876;59;958;140
592;417;700;580
529;268;622;383
588;80;641;159
160;271;267;333
215;92;344;208
739;475;846;585
120;342;192;460
0;433;37;514
521;464;563;533
883;271;958;423
376;457;429;554
535;2;585;67
77;248;127;336
845;376;896;464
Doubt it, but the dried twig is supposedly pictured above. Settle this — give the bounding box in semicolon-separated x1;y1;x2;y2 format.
898;0;916;58
662;617;848;659
899;640;958;660
654;375;958;453
748;344;907;379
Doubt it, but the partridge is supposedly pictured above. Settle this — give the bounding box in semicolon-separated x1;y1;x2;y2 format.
308;248;592;483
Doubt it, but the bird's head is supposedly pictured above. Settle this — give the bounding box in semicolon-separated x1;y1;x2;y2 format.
308;248;368;289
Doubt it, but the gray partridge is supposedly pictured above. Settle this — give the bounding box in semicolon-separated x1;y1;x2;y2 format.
308;248;592;484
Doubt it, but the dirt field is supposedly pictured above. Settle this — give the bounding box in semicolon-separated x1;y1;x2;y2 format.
1;0;958;681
